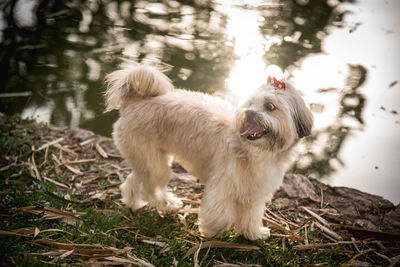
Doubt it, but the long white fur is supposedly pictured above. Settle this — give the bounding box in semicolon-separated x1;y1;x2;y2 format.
105;65;313;240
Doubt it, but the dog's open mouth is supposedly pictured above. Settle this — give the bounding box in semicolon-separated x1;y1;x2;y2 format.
240;123;268;141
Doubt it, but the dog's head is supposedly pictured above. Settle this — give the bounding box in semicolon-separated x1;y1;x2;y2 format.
235;79;313;152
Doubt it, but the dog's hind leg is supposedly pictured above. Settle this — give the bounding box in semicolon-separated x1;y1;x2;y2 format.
139;150;182;212
119;149;157;211
120;149;182;212
119;172;147;211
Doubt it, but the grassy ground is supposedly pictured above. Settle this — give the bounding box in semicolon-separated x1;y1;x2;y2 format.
0;114;398;266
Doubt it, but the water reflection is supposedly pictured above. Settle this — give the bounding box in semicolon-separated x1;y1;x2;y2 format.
1;0;399;202
216;0;364;180
292;64;367;178
0;0;234;135
0;0;359;178
259;0;342;69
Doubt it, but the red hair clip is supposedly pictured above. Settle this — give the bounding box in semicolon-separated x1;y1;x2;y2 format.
267;76;286;90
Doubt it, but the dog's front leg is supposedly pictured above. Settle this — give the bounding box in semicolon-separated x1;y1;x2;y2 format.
234;199;270;240
198;184;234;238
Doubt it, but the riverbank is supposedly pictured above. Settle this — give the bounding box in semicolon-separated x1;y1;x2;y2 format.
0;113;399;266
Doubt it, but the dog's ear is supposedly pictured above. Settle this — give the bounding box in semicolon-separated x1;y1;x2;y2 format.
289;94;313;138
294;104;313;138
295;112;313;138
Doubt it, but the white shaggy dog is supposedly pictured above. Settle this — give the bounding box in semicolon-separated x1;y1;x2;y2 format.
105;65;313;240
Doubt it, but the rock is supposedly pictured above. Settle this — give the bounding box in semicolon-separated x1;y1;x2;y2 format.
382;205;400;231
276;174;321;202
273;174;398;232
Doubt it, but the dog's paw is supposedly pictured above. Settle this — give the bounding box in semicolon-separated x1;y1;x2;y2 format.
166;194;183;211
242;226;271;240
121;197;147;211
156;192;183;212
199;225;218;239
119;174;147;211
258;226;271;239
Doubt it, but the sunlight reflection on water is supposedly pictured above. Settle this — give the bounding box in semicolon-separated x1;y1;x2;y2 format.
216;0;283;104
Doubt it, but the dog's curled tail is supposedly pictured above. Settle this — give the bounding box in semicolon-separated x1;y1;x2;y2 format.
104;65;174;111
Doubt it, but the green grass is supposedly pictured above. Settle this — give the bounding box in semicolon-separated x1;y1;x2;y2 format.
1;115;390;266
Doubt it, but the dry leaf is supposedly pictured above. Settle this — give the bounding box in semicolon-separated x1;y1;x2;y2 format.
43;176;69;189
65;164;83;175
33;239;133;259
263;217;293;235
38;228;73;236
126;254;155;267
179;208;200;214
79;137;96;146
59;249;75;259
140;239;168;248
0;227;39;237
293;241;355;250
301;206;330;226
184;241;259;258
31;249;72;257
35;137;65;152
95;143;109;158
54;143;78;158
103;256;137;264
30;154;42;181
34;227;40;238
19;206;84;226
314;221;342;241
64;158;97;164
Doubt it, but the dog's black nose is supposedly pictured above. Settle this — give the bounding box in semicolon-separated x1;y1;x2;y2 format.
245;109;258;120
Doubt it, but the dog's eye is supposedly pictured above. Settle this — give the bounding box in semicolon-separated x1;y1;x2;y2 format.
264;102;276;111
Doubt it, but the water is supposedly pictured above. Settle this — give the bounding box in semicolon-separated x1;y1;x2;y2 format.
1;0;399;204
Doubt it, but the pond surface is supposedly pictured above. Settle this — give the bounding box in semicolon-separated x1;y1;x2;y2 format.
1;0;399;204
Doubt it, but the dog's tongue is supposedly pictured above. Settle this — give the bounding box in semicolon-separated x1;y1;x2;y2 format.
240;124;264;137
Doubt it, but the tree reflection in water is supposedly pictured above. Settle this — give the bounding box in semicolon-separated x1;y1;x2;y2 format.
0;0;366;180
292;65;367;178
0;0;235;134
